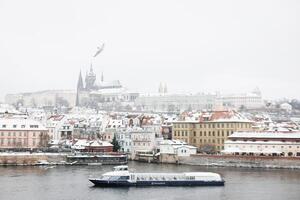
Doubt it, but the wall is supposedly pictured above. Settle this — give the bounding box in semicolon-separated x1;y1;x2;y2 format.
179;154;300;169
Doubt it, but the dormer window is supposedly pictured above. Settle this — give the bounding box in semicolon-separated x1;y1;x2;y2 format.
21;125;25;128
13;125;17;128
2;125;6;128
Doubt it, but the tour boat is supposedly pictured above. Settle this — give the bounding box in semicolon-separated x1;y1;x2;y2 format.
89;165;225;187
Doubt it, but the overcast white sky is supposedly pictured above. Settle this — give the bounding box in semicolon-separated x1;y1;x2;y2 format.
0;0;299;101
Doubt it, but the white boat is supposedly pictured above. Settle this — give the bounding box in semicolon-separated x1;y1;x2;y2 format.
89;165;225;187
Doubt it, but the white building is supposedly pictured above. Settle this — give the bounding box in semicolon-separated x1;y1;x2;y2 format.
216;88;264;110
135;93;216;112
116;126;159;159
223;131;300;157
159;140;197;156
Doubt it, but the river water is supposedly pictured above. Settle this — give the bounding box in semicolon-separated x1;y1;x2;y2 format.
0;162;300;200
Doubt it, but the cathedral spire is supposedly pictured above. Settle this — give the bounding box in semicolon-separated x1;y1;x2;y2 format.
76;70;84;107
77;70;84;90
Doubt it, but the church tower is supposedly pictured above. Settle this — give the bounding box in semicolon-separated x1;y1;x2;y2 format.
85;64;96;90
76;70;84;106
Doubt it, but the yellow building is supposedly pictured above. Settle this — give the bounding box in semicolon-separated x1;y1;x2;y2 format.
172;111;254;152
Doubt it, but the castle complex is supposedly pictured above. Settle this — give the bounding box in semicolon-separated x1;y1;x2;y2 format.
75;65;139;109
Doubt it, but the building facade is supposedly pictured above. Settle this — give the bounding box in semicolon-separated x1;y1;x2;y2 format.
135;93;216;112
0;118;49;149
223;131;300;157
172;111;254;152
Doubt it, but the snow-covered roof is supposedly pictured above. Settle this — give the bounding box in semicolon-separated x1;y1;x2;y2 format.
0;117;47;131
72;139;113;149
222;148;282;154
229;132;300;139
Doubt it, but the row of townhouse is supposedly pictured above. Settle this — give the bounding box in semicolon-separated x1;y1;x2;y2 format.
116;126;160;159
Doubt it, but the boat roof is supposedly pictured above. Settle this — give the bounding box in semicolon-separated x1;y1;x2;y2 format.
113;165;128;170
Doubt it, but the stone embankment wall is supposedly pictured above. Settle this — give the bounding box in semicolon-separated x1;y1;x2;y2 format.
0;153;67;165
178;154;300;169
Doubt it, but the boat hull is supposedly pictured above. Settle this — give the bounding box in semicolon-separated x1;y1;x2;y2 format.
89;179;225;187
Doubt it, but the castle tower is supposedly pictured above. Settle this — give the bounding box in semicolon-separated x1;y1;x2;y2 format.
163;83;168;94
76;70;84;106
158;82;163;94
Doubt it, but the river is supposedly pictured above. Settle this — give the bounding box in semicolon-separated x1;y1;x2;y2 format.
0;162;299;200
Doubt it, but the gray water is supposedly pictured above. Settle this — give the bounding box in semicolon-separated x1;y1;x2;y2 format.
0;162;300;200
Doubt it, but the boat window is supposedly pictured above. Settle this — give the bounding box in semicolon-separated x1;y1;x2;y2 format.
119;176;130;180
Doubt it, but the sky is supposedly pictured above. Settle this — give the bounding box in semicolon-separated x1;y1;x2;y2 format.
0;0;299;101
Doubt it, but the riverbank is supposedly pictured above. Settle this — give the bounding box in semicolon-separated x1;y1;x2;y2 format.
0;152;127;166
1;152;300;170
178;154;300;169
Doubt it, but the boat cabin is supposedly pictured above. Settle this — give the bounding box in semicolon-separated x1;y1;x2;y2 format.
113;165;128;171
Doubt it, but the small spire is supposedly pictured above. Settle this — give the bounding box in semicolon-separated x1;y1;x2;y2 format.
90;63;94;74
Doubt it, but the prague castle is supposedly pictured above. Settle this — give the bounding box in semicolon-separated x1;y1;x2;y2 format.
75;65;139;109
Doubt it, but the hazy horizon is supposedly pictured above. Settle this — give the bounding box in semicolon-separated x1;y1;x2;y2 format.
1;0;299;102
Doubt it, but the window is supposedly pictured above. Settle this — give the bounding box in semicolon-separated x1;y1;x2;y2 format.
193;131;196;137
13;125;17;128
2;125;6;128
21;125;25;128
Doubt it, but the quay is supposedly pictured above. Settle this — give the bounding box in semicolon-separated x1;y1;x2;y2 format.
0;152;128;166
